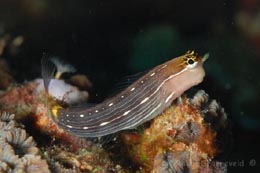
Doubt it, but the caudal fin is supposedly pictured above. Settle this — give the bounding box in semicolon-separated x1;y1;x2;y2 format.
41;53;56;93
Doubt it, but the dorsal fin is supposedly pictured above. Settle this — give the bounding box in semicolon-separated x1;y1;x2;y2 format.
41;53;56;93
108;71;148;97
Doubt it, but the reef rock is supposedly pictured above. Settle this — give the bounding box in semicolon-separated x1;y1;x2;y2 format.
121;90;231;173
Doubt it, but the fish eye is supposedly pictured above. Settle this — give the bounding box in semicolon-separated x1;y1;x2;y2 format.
188;59;194;65
183;51;200;69
186;58;198;69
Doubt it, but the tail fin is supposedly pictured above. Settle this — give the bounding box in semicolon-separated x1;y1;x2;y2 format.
41;53;56;93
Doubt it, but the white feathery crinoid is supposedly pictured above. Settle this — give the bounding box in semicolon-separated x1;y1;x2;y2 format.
50;57;76;79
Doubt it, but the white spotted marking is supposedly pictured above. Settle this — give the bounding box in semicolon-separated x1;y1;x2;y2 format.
140;97;149;104
87;68;189;130
66;119;70;122
130;87;135;91
121;95;124;98
123;110;131;116
165;92;175;103
141;80;144;83
100;122;109;126
66;114;69;117
80;114;84;118
108;103;114;107
95;110;99;113
150;72;155;76
157;64;167;72
161;64;167;69
71;66;189;131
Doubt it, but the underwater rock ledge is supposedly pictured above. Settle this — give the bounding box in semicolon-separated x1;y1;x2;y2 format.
120;90;231;173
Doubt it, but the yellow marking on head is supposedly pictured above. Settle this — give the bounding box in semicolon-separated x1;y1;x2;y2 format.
51;105;63;119
177;50;203;68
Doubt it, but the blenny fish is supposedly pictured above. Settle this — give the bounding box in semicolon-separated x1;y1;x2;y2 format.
42;51;208;137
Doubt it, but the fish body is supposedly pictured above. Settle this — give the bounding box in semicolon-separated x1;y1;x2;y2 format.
45;51;207;137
